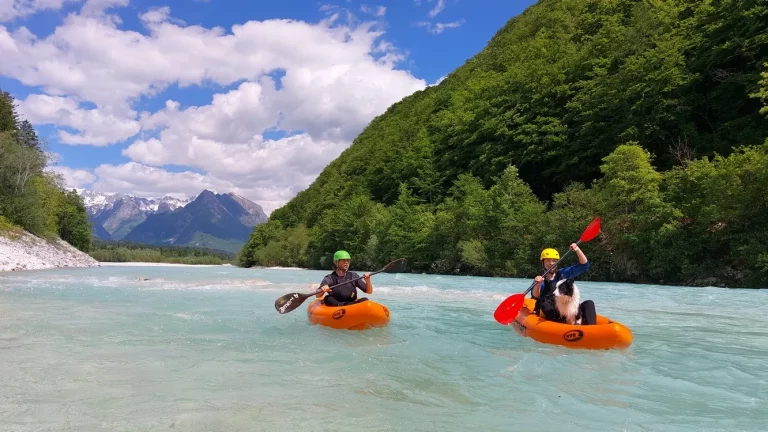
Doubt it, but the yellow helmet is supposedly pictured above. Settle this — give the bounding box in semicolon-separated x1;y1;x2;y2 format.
540;248;560;260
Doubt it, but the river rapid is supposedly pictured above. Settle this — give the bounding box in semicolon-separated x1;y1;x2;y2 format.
1;264;766;431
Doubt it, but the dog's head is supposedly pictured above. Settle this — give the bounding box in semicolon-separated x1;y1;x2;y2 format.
553;278;577;298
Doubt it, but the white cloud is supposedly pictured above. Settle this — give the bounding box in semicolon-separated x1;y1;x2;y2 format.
46;165;97;187
79;0;127;19
360;4;386;17
138;5;170;24
0;4;429;211
0;5;423;130
16;94;140;145
430;74;447;86
92;162;227;197
46;162;295;214
428;0;445;18
416;0;462;33
0;0;80;22
416;19;464;34
88;162;295;214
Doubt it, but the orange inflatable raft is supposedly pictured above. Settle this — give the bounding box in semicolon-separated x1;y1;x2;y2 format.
307;298;391;330
511;298;633;350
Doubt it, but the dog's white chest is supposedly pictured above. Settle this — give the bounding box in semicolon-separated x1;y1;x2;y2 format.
554;287;581;325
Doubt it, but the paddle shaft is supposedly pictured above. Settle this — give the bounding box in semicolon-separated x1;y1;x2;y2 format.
523;239;583;297
274;258;406;314
312;266;388;296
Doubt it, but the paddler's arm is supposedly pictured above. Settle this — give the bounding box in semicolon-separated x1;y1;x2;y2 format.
559;243;590;280
532;276;544;298
573;243;588;265
355;272;373;294
317;276;332;298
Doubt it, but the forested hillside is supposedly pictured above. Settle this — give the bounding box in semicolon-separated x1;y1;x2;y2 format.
0;89;92;252
239;0;768;288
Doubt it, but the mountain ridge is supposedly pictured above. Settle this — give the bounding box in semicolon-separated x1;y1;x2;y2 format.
77;188;268;253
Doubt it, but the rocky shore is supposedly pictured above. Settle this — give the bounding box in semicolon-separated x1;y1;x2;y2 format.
0;229;100;272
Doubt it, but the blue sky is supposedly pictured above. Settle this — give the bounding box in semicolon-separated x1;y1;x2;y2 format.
0;0;536;212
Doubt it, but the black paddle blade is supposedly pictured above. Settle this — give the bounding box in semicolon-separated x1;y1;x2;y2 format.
274;292;313;314
383;258;407;273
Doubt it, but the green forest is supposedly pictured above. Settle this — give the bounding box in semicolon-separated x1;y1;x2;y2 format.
0;89;92;252
90;239;235;265
239;0;768;288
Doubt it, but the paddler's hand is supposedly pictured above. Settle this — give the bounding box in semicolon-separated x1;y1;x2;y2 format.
535;276;544;283
320;285;331;293
364;272;371;282
570;243;580;252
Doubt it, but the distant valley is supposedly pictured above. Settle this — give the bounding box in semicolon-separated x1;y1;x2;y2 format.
77;189;268;253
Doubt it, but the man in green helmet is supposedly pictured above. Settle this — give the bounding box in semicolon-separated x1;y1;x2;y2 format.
316;250;372;306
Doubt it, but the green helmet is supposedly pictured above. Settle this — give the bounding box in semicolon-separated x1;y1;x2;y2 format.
333;250;351;262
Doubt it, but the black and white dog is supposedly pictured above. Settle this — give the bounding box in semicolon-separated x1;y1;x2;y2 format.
537;278;583;325
553;278;582;325
534;279;597;325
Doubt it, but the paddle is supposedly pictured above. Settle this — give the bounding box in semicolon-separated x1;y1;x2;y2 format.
274;258;407;315
493;217;602;325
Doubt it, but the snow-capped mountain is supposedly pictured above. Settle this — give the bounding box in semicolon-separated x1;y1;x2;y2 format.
75;189;188;217
123;189;268;252
74;188;191;240
75;188;268;252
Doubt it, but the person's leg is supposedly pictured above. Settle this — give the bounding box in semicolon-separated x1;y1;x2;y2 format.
579;300;596;325
324;296;341;306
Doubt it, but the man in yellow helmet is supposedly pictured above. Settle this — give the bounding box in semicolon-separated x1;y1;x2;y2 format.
532;243;596;325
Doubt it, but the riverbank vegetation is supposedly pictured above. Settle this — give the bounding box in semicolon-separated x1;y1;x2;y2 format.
90;239;235;265
0;90;92;252
239;0;768;288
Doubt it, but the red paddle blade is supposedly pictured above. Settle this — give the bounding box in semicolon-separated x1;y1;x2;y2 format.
493;293;525;325
580;217;601;242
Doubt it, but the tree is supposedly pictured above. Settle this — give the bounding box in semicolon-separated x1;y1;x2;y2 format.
58;189;93;252
752;62;768;118
17;120;43;152
0;89;19;133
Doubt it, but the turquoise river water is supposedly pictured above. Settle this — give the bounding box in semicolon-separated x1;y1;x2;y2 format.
1;264;766;431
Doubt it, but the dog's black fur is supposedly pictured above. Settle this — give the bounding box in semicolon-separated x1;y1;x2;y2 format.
535;278;583;325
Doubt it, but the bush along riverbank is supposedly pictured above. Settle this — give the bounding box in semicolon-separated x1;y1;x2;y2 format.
1;88;96;272
88;239;236;265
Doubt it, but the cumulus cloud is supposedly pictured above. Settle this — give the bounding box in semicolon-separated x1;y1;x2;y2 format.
3;4;422;113
46;165;97;187
89;162;295;213
80;0;127;19
1;3;428;210
430;74;447;86
16;94;140;145
0;0;79;22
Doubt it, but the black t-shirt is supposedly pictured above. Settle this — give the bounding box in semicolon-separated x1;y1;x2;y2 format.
320;271;367;302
